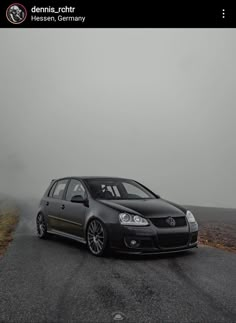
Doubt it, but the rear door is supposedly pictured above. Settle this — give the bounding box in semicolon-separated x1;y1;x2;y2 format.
45;179;69;232
60;179;88;237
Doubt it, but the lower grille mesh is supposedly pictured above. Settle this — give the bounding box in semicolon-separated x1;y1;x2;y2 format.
158;233;189;248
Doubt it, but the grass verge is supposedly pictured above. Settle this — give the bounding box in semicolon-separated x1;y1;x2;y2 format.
199;223;236;253
0;209;19;257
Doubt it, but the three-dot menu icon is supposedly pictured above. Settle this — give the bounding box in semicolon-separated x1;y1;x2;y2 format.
222;9;225;18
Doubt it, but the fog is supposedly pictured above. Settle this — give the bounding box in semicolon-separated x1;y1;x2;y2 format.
0;29;235;207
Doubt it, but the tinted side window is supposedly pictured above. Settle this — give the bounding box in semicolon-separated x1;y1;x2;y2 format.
52;180;68;200
66;179;86;201
48;181;57;197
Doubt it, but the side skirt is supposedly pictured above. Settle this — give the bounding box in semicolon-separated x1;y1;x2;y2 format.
47;229;87;244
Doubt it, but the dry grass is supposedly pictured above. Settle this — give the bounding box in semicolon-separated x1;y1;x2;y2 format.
0;209;19;256
199;223;236;253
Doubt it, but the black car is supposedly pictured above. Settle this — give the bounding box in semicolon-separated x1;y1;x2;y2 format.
36;176;198;256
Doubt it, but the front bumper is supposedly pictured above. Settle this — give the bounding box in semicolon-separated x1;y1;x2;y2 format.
114;243;198;255
109;222;198;254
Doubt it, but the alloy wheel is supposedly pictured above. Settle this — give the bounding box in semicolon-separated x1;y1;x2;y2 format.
87;219;106;255
36;214;47;238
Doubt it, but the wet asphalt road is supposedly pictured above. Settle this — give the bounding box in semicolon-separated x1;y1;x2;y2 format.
0;200;236;323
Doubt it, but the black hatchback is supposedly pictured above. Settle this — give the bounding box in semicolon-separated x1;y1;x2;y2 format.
36;176;198;256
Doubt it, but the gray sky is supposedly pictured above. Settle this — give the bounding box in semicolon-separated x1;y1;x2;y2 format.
0;29;235;207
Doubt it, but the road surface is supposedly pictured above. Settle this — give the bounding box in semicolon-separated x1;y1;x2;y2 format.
0;200;235;322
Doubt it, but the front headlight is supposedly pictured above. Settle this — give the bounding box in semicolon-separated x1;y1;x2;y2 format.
186;210;196;223
119;213;149;226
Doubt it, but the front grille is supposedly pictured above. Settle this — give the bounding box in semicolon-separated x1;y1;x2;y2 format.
158;233;189;248
150;216;187;228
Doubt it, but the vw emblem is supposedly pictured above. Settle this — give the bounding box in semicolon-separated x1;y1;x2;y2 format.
166;216;176;227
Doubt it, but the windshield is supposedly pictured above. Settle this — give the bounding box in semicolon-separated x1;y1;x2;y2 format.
84;179;157;200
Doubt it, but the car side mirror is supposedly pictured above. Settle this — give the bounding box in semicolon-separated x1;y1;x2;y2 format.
71;195;88;206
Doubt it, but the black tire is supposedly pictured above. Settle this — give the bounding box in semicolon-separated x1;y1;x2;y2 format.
36;213;49;239
86;219;109;256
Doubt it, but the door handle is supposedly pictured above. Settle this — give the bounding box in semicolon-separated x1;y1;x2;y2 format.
46;202;49;206
61;204;65;210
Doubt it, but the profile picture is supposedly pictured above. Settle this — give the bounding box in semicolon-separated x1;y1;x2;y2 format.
6;3;27;24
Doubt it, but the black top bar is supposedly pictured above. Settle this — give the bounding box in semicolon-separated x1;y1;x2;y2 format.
0;3;235;28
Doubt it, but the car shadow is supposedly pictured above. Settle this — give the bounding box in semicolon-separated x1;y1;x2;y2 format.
46;234;88;252
110;249;196;261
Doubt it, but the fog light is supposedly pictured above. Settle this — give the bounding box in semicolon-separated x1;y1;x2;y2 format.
125;237;140;248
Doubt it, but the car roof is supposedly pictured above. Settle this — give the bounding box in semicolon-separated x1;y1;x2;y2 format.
52;176;134;182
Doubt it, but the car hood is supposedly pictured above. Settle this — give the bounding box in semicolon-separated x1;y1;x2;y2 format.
98;198;186;218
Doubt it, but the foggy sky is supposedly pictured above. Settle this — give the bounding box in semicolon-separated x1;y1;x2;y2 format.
0;29;235;207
